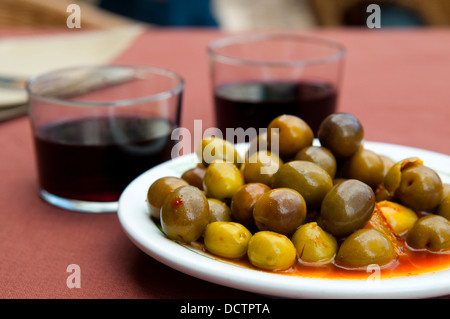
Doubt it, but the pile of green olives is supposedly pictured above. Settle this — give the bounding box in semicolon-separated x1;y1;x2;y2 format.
146;113;450;273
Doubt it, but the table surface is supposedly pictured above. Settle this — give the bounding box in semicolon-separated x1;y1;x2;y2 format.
1;27;450;299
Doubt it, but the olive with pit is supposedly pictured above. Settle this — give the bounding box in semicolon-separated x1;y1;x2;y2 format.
146;176;188;219
406;215;450;252
271;160;333;209
230;183;271;228
384;158;443;212
208;198;232;222
335;229;396;269
204;222;252;259
318;179;375;237
267;114;314;159
395;165;443;213
243;150;283;186
253;188;307;236
247;231;297;271
160;185;210;243
295;146;337;179
203;161;244;200
291;222;337;264
317;113;364;158
342;148;385;189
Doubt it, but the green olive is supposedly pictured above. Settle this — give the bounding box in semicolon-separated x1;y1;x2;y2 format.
437;195;450;221
203;161;244;200
181;165;207;190
160;185;210;243
253;188;307;236
208;198;232;222
383;157;423;194
271;160;333;209
335;229;397;269
406;215;450;252
247;231;296;271
146;176;188;219
247;132;269;157
230;183;270;228
294;146;337;179
317;113;364;158
318;179;375;237
267;114;314;159
196;136;243;167
204;222;252;259
243;150;283;186
379;155;395;178
291;222;337;264
342;148;385;189
395;165;443;213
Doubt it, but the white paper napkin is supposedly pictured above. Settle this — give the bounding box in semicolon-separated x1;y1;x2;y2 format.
0;24;144;120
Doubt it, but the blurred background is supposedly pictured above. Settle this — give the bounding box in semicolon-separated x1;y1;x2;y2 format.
1;0;450;29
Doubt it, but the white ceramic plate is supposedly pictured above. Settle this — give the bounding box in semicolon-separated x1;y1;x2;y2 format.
118;141;450;299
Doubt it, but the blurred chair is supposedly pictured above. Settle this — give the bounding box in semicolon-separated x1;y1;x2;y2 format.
0;0;137;28
310;0;450;27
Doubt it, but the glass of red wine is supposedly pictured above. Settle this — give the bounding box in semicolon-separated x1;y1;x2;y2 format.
27;65;184;213
208;33;346;136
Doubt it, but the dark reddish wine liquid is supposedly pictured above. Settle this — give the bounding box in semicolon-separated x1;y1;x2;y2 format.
214;80;338;135
34;116;175;202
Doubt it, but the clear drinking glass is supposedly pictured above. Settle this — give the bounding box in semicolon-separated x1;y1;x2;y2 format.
27;65;184;213
208;33;346;135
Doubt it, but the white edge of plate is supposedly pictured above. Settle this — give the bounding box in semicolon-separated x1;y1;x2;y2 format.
117;140;450;299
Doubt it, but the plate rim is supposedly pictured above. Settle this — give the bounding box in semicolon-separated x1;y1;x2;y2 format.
117;140;450;299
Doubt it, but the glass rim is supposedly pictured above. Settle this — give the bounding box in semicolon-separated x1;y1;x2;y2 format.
26;65;185;108
208;33;346;67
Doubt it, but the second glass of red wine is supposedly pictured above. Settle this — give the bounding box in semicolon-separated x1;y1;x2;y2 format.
208;33;345;136
27;65;184;213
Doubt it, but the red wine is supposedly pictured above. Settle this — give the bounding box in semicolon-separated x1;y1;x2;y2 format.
214;80;337;135
34;116;175;202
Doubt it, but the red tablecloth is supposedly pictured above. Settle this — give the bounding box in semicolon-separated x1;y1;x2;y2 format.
0;27;449;299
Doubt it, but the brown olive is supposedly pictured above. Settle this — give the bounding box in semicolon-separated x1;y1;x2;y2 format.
406;215;450;252
271;160;333;209
181;165;207;190
230;183;271;228
267;114;314;159
342;148;385;189
317;113;364;158
160;185;210;243
146;176;188;219
335;229;396;269
318;179;375;237
253;188;307;236
295;146;337;179
443;184;450;199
